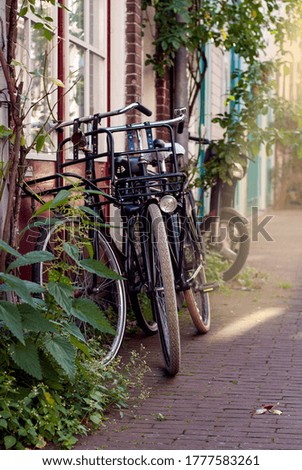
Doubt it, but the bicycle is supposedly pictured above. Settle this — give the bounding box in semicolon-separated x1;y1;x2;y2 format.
189;135;250;281
22;104;154;366
23;103;185;375
145;137;218;335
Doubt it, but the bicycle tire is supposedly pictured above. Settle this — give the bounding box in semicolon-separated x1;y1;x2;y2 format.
220;207;250;281
183;203;211;334
32;218;127;366
127;216;158;336
147;204;181;375
130;291;158;335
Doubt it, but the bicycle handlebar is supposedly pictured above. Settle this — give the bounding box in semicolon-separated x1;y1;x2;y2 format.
53;102;153;131
189;134;211;145
51;103;187;135
103;108;186;134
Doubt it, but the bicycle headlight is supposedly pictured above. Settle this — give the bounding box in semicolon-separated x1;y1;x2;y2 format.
159;195;178;213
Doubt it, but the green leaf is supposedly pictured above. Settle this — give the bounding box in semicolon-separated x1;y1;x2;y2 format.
32;199;53;217
47;282;73;312
78;205;103;219
44;335;77;382
0;239;21;258
36;134;46;153
90;413;102;425
43;28;53;41
10;340;43;380
69;334;90;356
7;250;55;271
33;189;69;216
71;298;115;334
33;22;44;30
0;273;36;306
63;242;80;262
0;301;24;343
0;418;7;429
63;322;86;342
18;304;56;333
4;436;17;450
20;279;46;294
20;134;27;147
19;6;28;17
50;190;70;208
78;258;123;280
0;125;13;138
50;77;65;88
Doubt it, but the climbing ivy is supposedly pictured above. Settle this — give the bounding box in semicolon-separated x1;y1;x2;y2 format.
142;0;302;185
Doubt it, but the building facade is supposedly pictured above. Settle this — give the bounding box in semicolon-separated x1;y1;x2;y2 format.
0;0;279;241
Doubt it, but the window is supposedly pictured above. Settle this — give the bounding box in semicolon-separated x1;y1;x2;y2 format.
16;5;58;151
66;0;107;120
16;0;108;157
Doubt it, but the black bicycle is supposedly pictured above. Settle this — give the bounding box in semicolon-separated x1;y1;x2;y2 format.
143;136;217;335
23;103;186;374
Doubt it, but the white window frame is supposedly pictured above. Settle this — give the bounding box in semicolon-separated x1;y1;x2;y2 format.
64;0;107;120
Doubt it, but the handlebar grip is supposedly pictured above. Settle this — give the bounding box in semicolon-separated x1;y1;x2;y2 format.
189;135;210;145
136;102;152;117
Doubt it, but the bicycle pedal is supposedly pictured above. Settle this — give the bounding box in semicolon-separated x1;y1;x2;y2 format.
202;281;220;293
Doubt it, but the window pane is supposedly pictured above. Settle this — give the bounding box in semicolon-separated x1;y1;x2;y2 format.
69;43;85;119
68;0;84;41
31;27;51;122
89;0;104;48
89;53;105;114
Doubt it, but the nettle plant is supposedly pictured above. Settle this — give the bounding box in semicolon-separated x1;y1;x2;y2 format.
0;189;127;449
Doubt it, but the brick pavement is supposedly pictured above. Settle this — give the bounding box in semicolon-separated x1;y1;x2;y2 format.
75;209;302;450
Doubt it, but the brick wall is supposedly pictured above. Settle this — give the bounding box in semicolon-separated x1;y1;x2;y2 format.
156;68;171;121
125;0;143;123
126;1;171;122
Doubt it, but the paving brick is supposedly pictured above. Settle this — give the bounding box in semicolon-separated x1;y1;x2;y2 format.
74;211;302;450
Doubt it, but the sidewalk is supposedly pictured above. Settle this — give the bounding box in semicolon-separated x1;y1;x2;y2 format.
76;209;302;450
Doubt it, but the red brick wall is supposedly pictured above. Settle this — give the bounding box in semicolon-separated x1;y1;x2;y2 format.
126;1;172;124
156;68;171;121
125;0;143;123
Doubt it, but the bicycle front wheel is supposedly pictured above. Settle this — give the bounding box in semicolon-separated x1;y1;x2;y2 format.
147;204;181;375
33;218;127;365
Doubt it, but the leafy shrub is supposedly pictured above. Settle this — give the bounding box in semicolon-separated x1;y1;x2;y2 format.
0;351;132;449
0;188;134;449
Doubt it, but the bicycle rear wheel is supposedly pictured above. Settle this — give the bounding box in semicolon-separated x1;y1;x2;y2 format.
128;216;158;336
147;204;180;375
183;203;211;334
33;218;127;365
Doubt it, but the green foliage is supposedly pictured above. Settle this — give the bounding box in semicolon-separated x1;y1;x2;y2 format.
205;251;226;286
18;0;63;42
0;238;114;383
142;0;293;77
0;248;128;448
235;266;269;290
0;352;133;449
0;188;131;448
143;0;302;186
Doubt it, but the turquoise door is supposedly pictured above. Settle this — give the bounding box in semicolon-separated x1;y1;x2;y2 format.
247;155;261;212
